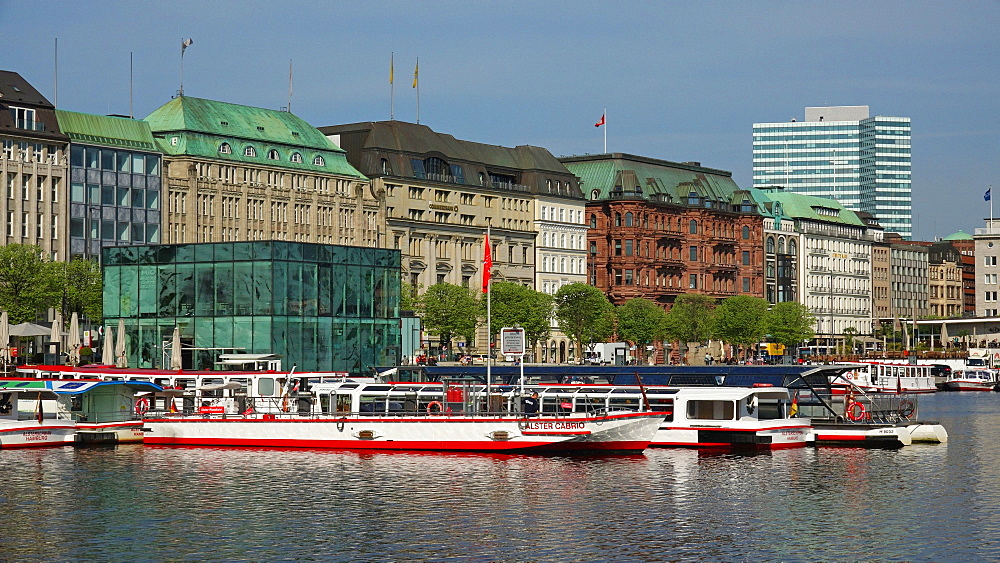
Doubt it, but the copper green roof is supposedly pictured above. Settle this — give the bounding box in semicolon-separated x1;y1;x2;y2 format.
55;110;157;151
750;187;865;227
559;153;745;206
143;96;364;178
943;230;973;241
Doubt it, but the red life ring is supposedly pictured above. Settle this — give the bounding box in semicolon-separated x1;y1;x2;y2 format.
846;401;866;421
135;397;150;415
427;401;444;414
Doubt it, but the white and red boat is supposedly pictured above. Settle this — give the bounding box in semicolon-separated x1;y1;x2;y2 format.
0;385;76;449
834;362;937;394
943;369;997;392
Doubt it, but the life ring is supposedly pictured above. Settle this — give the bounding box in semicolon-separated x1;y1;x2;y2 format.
135;397;150;415
846;401;866;421
427;401;444;414
898;400;915;419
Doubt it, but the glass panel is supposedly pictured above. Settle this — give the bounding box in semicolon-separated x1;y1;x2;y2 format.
70;145;84;168
317;265;332;316
214;263;233;316
132;154;144;174
233;242;253;261
102;185;114;205
177;265;194;317
301;263;317;316
233;262;253;316
101;149;115;171
119;266;139;317
146;189;159;209
71;182;85;202
195;244;214;262
251;318;271;354
272;262;287;315
233;317;253;354
132;188;144;208
146;155;160;175
286;263;303;316
138;265;158;316
158;265;177;316
117;187;130;206
117;151;131;172
195;264;215;316
70;217;84;237
215;243;233;262
88;184;100;203
146;224;159;243
253;262;272;315
104;266;121;318
86;147;99;169
101;220;114;240
116;222;129;241
132;223;144;243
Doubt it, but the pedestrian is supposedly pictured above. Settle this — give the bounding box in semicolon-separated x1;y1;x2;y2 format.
524;392;539;416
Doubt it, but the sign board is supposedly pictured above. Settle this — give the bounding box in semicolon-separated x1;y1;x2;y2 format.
500;327;525;356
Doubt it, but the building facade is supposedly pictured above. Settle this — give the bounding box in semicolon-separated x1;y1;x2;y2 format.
942;231;976;316
143;96;382;247
562;154;764;311
927;241;964;319
747;187;799;305
974;220;1000;317
752;106;912;239
56;110;163;260
102;241;401;373
887;235;929;323
535;191;588;363
0;70;69;260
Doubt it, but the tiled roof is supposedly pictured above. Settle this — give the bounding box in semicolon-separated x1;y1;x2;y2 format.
55;110;157;151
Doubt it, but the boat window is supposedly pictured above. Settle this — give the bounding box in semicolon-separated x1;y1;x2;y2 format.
360;385;392;392
319;393;331;413
336;394;352;412
755;398;784;420
175;378;195;390
646;389;678;395
229;378;250;393
687;400;735;421
609;397;642;410
201;378;225;397
648;398;673;421
258;378;275;396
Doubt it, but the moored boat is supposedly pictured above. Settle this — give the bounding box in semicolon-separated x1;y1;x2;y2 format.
943;369;997;392
0;386;76;449
834;362;937;394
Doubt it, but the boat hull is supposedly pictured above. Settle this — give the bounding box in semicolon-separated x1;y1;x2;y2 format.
944;381;994;391
806;423;912;448
143;412;662;454
652;422;811;450
0;421;77;449
76;421;146;444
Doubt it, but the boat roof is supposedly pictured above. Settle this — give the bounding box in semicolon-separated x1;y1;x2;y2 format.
0;378;162;394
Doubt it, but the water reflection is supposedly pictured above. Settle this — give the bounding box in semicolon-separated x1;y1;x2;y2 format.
0;393;997;561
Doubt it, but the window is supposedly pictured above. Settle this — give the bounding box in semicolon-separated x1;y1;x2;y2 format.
590;214;597;228
689;246;698;261
687;400;735;420
986;256;997;267
219;143;232;154
742;278;750;292
742;251;750;265
625;240;633;256
689;274;698;289
290;152;303;163
625;270;634;285
244;146;257;157
625;212;633;227
742;226;750;239
766;237;775;254
689;220;698;234
615;241;622;256
615;213;621;227
313;155;325;166
9;107;37;130
267;149;280;160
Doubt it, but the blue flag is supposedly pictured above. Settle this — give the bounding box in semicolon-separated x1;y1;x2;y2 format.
986;188;992;202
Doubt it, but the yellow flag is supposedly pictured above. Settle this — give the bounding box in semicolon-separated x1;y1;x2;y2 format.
389;53;394;85
412;59;418;88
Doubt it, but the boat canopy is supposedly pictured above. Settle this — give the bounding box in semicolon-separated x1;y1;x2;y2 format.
0;379;162;394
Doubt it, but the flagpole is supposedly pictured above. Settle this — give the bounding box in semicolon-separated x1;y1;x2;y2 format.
180;37;185;95
414;57;420;124
390;52;395;121
603;106;607;154
485;223;491;412
288;59;293;113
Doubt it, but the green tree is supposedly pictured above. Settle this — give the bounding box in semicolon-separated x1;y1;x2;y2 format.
713;295;770;361
764;301;815;351
842;326;858;355
64;258;103;322
399;278;421;312
615;298;667;364
0;244;64;323
663;294;717;361
418;283;480;352
488;281;553;359
554;283;614;359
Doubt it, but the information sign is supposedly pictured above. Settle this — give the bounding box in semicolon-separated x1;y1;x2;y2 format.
500;327;525;356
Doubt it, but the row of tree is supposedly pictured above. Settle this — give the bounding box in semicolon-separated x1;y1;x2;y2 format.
0;244;103;324
414;281;816;361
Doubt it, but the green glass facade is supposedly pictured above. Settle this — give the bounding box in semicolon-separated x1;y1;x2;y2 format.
102;241;401;374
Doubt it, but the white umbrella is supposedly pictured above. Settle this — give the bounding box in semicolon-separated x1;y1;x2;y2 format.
8;322;52;337
102;325;114;365
50;311;62;357
68;312;81;366
0;311;8;365
170;326;183;370
115;318;127;368
940;323;950;349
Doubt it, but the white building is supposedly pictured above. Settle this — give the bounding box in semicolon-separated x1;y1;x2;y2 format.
752;106;912;239
975;219;1000;317
535;191;588;363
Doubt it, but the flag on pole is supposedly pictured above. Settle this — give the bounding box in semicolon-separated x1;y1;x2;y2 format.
482;234;492;293
390;53;394;84
35;392;44;423
412;59;419;88
181;38;193;55
789;391;799;417
986;187;992;202
595;113;605;127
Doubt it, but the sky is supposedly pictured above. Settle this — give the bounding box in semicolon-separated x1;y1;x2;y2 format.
1;0;996;240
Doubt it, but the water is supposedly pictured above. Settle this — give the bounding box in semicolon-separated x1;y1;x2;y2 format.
0;393;997;562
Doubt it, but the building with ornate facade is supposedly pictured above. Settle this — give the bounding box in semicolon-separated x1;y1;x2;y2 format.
927;241;964;319
143;96;381;247
885;233;929;323
747;187;799;305
942;231;976;315
0;70;69;260
562;153;764;308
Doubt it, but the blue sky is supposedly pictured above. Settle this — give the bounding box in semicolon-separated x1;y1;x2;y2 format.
1;0;996;240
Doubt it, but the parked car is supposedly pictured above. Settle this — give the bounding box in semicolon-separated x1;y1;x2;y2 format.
930;364;953;377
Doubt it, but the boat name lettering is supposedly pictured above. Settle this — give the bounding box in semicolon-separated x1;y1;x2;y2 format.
23;431;52;441
524;421;585;431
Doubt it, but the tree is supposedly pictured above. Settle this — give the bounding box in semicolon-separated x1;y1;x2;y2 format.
554;283;614;359
64;258;103;323
615;298;667;364
488;281;553;359
663;294;717;352
418;283;480;352
399;278;421;313
0;244;64;323
764;302;815;350
842;326;858;355
713;295;770;361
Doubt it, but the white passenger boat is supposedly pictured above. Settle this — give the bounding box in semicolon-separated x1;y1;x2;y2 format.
0;378;162;447
835;362;937;394
943;369;997;392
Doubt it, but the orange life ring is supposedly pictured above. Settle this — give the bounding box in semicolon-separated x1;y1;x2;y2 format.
846;401;866;421
898;400;915;418
427;401;444;414
135;397;150;415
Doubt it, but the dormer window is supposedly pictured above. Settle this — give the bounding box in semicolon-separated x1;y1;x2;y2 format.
267;149;280;160
219;142;232;154
290;152;303;163
244;146;257;157
256;126;265;132
313;155;325;166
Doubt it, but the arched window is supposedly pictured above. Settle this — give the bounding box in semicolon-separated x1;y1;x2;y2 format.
424;157;448;176
766;237;775;254
789;240;797;255
689;220;698;234
615;213;622;227
560;234;566;248
313;155;325;166
267;149;280;160
560;258;566;273
543;233;549;246
591;189;600;200
625;212;633;227
742;225;750;239
778;237;786;254
543;257;549;271
590;214;597;229
380;158;389;174
290;152;303;163
219;142;232;154
243;146;257;157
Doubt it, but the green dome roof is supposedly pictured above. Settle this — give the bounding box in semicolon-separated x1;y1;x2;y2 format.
943;230;973;241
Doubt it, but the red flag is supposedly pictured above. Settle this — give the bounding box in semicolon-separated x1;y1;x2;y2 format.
595;113;605;127
482;234;492;293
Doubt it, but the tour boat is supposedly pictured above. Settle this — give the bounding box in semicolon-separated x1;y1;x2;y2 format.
834;362;937;394
943;369;997;391
0;378;162;447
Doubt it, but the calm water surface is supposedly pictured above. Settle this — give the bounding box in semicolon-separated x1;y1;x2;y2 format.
0;392;997;562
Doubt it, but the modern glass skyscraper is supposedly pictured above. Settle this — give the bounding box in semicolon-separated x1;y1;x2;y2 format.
752;106;912;239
